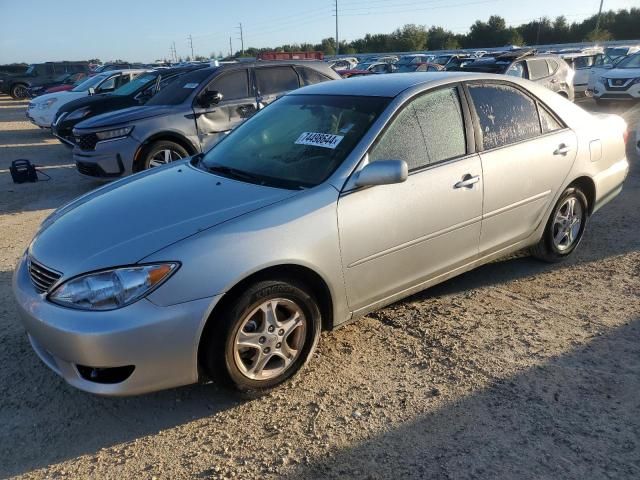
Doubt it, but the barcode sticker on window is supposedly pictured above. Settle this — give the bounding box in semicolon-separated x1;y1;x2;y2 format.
294;132;344;149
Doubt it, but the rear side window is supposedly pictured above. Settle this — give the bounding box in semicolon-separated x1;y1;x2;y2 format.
255;67;299;95
539;104;563;134
295;67;330;86
370;87;466;170
527;59;550;80
468;83;541;150
207;69;250;101
546;59;560;74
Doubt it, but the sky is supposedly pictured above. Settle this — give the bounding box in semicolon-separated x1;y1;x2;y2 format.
0;0;636;63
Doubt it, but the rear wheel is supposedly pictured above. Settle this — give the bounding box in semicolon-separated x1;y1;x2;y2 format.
141;140;189;170
531;187;588;263
202;279;322;392
10;84;28;99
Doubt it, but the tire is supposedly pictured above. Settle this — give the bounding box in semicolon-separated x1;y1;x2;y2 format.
10;83;28;99
140;140;189;170
202;279;322;393
530;187;588;263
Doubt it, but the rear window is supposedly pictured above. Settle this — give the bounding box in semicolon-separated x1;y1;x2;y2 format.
528;59;550;80
255;67;300;95
146;68;214;106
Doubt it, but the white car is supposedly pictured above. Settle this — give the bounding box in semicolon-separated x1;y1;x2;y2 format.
328;57;359;70
589;53;640;103
26;69;146;128
561;50;603;95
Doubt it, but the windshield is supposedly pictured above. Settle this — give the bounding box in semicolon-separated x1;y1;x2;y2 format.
71;73;109;92
355;62;373;70
606;48;629;58
146;68;212;106
198;94;390;189
395;64;418;73
26;65;36;75
113;71;156;96
434;56;451;65
615;54;640;69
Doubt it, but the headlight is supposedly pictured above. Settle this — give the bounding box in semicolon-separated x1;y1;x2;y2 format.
49;263;179;310
66;107;91;120
38;98;58;109
599;77;608;84
95;126;133;141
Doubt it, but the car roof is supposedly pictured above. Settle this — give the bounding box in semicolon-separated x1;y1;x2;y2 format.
291;72;485;97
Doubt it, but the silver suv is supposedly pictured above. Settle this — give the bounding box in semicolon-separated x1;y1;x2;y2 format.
71;61;340;179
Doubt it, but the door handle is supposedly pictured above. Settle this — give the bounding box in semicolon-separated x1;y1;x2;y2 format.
454;174;480;189
554;144;571;155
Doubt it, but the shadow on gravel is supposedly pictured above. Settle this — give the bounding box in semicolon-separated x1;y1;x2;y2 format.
284;317;640;479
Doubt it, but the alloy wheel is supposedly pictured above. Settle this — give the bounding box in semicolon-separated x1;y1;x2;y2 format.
233;298;307;381
148;149;183;168
552;196;583;251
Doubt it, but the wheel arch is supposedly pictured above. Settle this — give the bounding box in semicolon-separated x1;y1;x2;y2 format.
196;263;335;374
133;131;199;172
567;176;596;215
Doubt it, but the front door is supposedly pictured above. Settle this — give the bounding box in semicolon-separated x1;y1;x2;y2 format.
254;66;300;109
465;82;577;254
337;86;483;312
193;68;257;151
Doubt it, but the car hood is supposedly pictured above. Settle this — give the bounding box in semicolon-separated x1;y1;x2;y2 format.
31;90;85;106
75;105;177;129
58;93;127;114
603;68;640;79
29;162;299;278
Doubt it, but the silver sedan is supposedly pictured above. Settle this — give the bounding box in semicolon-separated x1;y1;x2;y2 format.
13;73;629;395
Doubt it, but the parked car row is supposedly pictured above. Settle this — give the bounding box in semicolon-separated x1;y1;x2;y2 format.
13;70;630;396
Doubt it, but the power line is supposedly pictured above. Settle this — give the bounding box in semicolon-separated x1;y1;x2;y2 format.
334;0;339;55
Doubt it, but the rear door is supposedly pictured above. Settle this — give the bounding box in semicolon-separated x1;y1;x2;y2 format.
465;81;577;254
193;68;256;151
254;65;300;108
338;85;483;311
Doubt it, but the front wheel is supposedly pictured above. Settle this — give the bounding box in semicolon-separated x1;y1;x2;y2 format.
141;140;189;170
202;279;322;392
530;187;588;263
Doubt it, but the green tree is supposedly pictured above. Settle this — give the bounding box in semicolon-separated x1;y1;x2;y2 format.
389;24;428;51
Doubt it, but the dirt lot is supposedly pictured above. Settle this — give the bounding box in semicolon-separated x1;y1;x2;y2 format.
0;93;639;480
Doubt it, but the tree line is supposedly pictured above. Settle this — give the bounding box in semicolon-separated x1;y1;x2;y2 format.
232;8;639;57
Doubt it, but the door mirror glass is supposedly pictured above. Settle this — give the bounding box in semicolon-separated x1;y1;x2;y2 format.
355;160;408;187
199;90;223;107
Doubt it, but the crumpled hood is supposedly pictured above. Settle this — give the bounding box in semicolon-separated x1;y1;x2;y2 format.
75;105;177;130
29;162;298;278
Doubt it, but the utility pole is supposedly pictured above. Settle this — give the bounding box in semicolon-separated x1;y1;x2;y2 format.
594;0;604;35
188;34;194;59
237;23;244;55
336;0;339;56
229;37;233;57
171;42;177;62
535;17;542;45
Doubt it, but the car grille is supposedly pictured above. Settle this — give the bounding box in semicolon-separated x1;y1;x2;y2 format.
28;257;62;294
75;133;98;151
605;78;632;91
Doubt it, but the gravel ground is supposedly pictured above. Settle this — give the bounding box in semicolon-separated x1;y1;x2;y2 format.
0;94;639;480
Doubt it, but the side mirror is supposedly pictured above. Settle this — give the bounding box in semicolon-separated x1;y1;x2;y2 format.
199;90;223;108
88;87;95;96
355;160;408;187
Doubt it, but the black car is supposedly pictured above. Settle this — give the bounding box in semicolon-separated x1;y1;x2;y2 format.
0;64;28;75
26;72;88;98
52;66;205;146
0;61;89;99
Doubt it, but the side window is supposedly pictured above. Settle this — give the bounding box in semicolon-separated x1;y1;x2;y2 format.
115;74;132;89
546;59;559;74
98;76;117;91
528;59;550;80
506;62;526;78
467;83;541;150
255;67;299;95
412;87;467;164
206;69;250;101
539;104;563;134
296;67;330;86
370;87;466;170
45;64;55;75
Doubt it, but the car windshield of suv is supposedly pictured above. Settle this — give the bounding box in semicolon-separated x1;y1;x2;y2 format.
113;72;156;96
71;73;110;92
355;62;374;70
434;56;451;65
197;94;390;189
615;54;640;69
606;48;629;58
145;68;213;106
25;65;36;75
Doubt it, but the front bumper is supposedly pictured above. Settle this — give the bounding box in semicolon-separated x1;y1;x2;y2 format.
12;254;218;396
72;134;140;179
26;108;55;128
590;79;640;100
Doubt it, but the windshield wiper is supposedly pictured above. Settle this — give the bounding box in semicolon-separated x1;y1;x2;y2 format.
204;163;266;184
